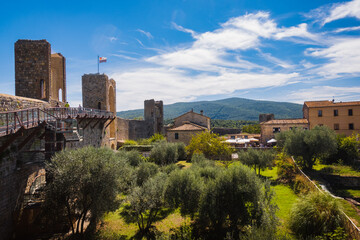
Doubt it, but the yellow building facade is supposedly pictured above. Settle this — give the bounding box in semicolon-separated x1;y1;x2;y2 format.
303;100;360;136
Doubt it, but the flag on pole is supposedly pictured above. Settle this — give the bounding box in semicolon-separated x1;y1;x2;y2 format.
99;57;107;63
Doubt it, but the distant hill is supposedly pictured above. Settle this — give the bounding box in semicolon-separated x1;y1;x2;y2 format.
117;97;303;121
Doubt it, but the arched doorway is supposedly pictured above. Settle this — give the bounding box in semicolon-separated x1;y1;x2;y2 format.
108;86;115;138
40;80;45;99
58;88;63;102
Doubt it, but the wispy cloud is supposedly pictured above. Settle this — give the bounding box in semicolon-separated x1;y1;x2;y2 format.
171;22;197;37
323;0;360;25
137;29;153;39
287;86;360;103
333;26;360;33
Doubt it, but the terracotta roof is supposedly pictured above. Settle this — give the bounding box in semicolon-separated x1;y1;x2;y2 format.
261;118;309;125
174;111;210;120
304;100;360;108
167;122;208;131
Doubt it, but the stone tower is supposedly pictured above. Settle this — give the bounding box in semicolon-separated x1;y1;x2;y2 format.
82;73;116;137
144;99;164;135
14;39;66;102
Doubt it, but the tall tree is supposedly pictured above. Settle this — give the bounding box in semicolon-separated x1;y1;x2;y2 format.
238;148;275;176
276;126;337;169
44;147;125;237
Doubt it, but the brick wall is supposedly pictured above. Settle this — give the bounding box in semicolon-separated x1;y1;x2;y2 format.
0;93;50;112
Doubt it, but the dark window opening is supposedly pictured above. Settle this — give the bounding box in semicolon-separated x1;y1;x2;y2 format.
40;79;45;98
334;124;339;130
273;127;280;133
334;109;338;116
349;109;353;116
175;133;179;139
98;102;101;110
349;123;354;130
230;136;235;139
318;110;322;117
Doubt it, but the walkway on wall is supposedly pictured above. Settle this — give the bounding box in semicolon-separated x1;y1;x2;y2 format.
0;107;115;137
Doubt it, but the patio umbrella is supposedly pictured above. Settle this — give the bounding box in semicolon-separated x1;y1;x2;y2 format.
267;138;277;143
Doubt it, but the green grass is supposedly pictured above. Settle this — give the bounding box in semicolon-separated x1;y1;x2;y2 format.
97;208;189;239
261;166;278;180
272;184;298;222
339;199;360;227
313;164;360;177
176;160;192;169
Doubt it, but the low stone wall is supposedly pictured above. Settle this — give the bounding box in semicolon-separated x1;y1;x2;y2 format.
0;93;50;112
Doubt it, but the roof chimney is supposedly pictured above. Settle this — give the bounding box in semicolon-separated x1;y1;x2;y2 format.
200;110;203;115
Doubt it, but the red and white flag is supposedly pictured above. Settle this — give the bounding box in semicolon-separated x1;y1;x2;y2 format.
99;57;107;63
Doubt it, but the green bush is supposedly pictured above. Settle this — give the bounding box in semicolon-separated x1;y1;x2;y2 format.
135;162;159;186
175;142;187;160
277;161;296;183
116;149;144;167
150;141;179;165
288;192;344;239
123;139;138;146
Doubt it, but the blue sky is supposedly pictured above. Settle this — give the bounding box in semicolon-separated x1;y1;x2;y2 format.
1;0;360;111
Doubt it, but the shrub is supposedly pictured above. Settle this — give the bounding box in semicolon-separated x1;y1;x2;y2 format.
150;141;179;165
288;192;344;239
175;142;187;160
277;161;296;183
117;149;144;167
123;139;138;146
135;162;159;186
186;132;232;160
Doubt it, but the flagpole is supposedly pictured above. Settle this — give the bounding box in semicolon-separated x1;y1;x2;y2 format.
97;55;99;74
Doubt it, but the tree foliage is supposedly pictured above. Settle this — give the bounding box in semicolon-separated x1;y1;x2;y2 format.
150;141;187;165
288;192;344;239
44;147;124;236
186;131;232;160
197;163;277;237
276;126;337;169
126;173;168;234
238;148;275;176
241;124;261;134
325;134;359;165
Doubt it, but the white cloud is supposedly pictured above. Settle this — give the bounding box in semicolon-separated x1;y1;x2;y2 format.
111;67;298;110
171;22;197;37
287;86;360;103
324;0;360;25
274;23;320;43
137;29;153;39
306;38;360;77
333;26;360;33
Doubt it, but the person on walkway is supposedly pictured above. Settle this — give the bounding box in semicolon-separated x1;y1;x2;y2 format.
65;102;70;108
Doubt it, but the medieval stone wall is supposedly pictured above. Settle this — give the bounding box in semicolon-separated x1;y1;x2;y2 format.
82;74;109;110
15;40;51;101
0;93;50;112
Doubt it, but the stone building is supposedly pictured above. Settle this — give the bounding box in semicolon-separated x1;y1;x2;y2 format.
303;100;360;136
15;40;66;103
166;110;210;145
117;99;164;142
260;118;309;144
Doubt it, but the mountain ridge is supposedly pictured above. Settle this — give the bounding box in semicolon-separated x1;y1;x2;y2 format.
117;97;303;121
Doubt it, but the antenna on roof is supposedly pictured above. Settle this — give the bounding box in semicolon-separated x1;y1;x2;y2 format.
332;97;335;103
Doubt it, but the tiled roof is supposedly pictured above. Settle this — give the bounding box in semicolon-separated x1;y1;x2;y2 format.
261;118;309;125
168;122;208;131
304;100;360;108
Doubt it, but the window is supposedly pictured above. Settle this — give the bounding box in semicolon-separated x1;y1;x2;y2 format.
349;123;354;130
334;109;338;116
98;102;101;110
319;124;323;126
230;136;235;139
349;109;353;116
334;123;339;130
175;133;179;139
273;127;280;133
318;110;322;117
40;79;45;98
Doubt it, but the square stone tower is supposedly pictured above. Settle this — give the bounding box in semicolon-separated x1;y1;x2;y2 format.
82;73;116;138
144;99;164;135
14;39;66;102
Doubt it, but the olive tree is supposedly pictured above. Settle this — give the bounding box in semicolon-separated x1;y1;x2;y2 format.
44;147;125;236
198;163;277;237
126;173;168;234
238;148;275;176
276;126;337;169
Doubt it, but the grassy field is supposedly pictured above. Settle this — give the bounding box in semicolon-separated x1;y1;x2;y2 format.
313;164;360;177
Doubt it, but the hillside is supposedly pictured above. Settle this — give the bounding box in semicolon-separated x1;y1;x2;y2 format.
117;97;303;121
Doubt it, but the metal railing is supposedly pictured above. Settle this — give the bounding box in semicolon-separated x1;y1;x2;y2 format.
0;107;115;137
